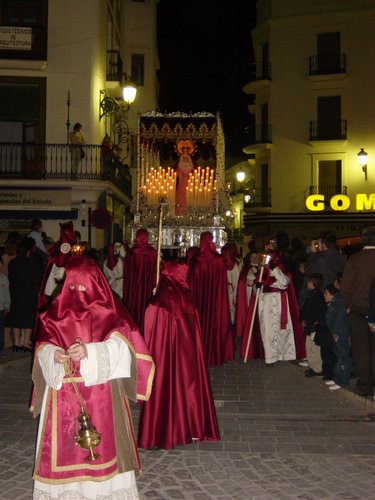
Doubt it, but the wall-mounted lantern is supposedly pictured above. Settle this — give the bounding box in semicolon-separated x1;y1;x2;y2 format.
358;148;368;181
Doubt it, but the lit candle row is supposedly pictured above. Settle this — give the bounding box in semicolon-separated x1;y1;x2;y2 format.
142;166;177;207
186;167;216;207
140;143;160;189
142;165;217;211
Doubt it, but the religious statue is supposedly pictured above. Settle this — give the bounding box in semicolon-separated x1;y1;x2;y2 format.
175;139;196;215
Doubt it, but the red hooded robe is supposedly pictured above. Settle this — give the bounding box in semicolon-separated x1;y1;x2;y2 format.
122;229;157;335
138;260;220;449
187;232;234;366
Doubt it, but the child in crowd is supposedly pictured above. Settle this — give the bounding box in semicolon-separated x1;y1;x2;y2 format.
323;284;351;390
300;273;326;376
0;252;11;357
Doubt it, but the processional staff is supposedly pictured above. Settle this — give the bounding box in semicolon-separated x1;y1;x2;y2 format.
243;253;271;363
155;197;168;286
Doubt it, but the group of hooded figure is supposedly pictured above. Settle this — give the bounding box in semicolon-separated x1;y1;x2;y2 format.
30;222;305;499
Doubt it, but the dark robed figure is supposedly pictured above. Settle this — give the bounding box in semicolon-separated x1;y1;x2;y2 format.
122;229;157;335
187;231;234;366
138;260;220;449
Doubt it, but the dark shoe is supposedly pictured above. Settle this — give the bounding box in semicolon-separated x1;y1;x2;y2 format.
305;369;323;378
12;345;21;352
266;362;277;367
351;387;369;398
22;346;33;353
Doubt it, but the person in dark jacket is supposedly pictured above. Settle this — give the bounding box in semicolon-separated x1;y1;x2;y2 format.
300;273;326;377
323;284;352;390
341;226;375;398
6;239;42;352
304;232;346;288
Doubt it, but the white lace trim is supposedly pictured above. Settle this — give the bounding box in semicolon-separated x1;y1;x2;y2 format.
95;342;110;384
33;484;139;499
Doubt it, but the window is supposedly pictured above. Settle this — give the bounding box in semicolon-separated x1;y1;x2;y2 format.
261;163;269;206
317;96;343;140
318;160;342;198
131;54;145;86
311;152;347;199
261;43;269;79
317;32;341;74
260;103;271;143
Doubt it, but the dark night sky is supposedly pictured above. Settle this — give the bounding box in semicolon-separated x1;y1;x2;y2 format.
156;0;257;157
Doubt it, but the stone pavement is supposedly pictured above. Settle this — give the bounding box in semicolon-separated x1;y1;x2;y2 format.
1;348;375;499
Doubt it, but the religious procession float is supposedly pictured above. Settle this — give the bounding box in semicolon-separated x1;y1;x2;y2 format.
130;111;230;253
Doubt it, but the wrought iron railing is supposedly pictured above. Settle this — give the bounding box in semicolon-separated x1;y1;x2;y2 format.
309;120;347;141
243;187;272;208
0;143;132;197
309;54;346;76
245;124;272;144
307;185;347;198
248;61;272;81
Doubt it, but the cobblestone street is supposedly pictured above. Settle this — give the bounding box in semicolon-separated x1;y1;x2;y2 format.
1;351;375;499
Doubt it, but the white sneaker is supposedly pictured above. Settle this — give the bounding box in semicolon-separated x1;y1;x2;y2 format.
325;380;335;385
329;384;341;391
298;360;309;367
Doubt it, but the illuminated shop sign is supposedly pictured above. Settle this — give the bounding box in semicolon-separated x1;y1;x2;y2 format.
306;194;375;211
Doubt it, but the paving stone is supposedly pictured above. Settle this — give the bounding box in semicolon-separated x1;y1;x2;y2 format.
3;354;375;498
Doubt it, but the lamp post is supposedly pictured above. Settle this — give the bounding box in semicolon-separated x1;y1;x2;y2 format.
99;75;137;159
358;148;368;181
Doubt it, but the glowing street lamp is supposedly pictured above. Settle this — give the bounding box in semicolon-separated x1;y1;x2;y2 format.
357;148;368;181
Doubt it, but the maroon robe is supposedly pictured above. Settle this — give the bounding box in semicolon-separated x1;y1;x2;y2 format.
138;261;220;449
187;232;234;366
122;229;157;335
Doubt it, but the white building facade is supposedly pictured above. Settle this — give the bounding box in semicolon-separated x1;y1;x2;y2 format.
0;0;158;247
242;0;375;240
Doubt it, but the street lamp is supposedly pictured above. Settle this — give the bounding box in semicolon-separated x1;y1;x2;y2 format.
99;74;137;159
121;74;137;105
357;148;368;181
99;74;137;121
236;170;246;183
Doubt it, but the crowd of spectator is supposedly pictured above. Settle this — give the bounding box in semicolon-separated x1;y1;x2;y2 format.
1;220;375;402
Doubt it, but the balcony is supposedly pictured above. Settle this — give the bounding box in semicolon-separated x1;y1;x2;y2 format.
245;124;272;145
309;54;346;76
309;120;347;141
0;143;132;198
306;185;347;202
243;61;271;93
248;61;272;82
244;187;272;208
